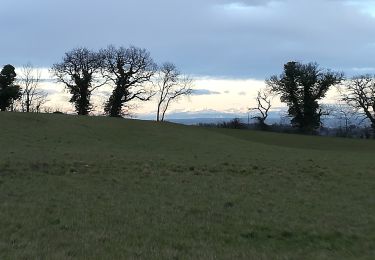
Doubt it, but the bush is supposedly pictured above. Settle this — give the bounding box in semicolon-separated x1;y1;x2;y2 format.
219;118;247;129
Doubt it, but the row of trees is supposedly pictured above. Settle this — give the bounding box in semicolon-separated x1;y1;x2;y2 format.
0;46;193;121
51;46;192;119
250;61;375;134
2;56;375;134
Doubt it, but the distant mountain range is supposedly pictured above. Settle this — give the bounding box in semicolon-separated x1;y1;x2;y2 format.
166;117;281;125
138;109;287;125
138;109;369;128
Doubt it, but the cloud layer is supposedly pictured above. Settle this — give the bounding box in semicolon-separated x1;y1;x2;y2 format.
1;0;375;78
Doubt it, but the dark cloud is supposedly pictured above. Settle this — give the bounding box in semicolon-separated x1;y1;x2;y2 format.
1;0;375;78
191;89;221;95
238;91;247;96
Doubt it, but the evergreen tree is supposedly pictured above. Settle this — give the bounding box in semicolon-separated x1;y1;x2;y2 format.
0;64;22;111
267;62;343;133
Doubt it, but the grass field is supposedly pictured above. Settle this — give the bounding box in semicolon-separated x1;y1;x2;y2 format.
0;112;374;259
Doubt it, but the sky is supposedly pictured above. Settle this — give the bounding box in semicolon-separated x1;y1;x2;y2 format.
1;0;375;119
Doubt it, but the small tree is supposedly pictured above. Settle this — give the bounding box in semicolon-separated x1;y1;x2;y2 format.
267;61;344;133
101;46;156;117
154;63;193;122
249;89;272;129
51;47;104;115
0;64;22;111
19;63;48;113
341;75;375;133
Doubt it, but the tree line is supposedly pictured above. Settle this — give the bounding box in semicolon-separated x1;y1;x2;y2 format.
0;45;193;121
1;49;375;135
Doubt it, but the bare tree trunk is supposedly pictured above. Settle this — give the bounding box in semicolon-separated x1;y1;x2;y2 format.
161;99;172;122
26;95;30;113
156;97;163;122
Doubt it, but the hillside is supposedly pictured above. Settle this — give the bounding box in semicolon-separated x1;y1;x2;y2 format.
0;112;374;259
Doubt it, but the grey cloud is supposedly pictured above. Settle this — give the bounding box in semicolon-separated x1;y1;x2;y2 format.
97;90;112;97
161;109;241;119
238;91;247;96
352;67;375;72
191;89;221;95
1;0;375;79
40;78;55;83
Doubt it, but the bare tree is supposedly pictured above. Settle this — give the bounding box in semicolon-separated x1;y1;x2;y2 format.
341;75;375;133
19;63;48;113
324;103;362;136
101;45;157;117
249;89;272;128
154;63;193;122
51;47;105;115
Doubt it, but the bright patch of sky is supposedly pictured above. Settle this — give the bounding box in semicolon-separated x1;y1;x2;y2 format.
345;1;375;17
18;68;341;120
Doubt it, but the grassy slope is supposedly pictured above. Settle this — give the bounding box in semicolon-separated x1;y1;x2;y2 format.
0;112;374;259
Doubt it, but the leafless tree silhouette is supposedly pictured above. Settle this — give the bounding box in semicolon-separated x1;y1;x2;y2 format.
249;89;272;128
19;63;48;113
154;63;193;122
341;75;375;132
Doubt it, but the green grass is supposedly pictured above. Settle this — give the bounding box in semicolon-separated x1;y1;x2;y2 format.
0;112;374;259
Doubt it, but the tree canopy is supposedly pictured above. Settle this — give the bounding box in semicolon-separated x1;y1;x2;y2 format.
267;61;344;133
101;46;157;117
51;48;104;115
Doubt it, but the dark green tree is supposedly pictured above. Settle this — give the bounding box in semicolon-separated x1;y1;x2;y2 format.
51;48;104;115
101;46;156;117
267;62;344;133
0;64;22;111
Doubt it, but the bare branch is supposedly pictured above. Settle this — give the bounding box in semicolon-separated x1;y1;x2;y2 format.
250;89;273;127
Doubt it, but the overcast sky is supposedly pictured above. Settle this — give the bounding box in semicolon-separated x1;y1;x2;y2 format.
1;0;375;118
1;0;375;79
